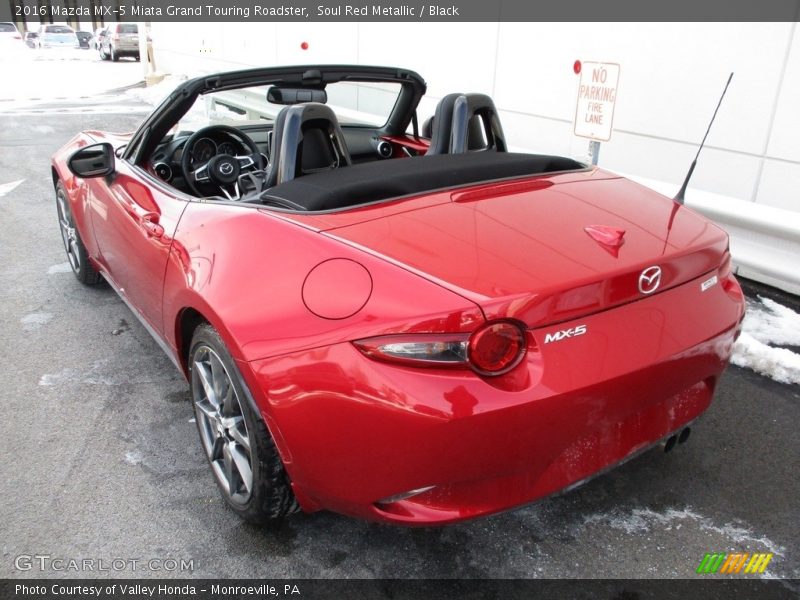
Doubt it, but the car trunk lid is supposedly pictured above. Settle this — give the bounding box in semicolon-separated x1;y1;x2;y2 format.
322;175;729;328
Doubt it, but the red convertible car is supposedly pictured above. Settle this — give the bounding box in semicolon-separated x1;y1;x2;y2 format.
52;65;745;525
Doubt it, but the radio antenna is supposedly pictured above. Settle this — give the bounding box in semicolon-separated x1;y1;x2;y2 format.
674;72;733;205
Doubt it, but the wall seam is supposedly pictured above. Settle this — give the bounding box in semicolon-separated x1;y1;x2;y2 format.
491;22;501;98
750;21;797;204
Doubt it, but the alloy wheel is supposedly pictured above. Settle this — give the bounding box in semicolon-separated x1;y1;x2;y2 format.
192;345;253;505
56;188;81;273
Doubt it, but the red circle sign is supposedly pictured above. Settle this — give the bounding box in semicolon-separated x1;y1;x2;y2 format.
573;60;582;75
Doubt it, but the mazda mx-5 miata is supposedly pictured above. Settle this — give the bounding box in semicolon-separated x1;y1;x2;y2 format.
52;65;745;524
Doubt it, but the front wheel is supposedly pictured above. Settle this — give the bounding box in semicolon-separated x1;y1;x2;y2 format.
189;324;299;523
55;181;102;285
110;46;118;61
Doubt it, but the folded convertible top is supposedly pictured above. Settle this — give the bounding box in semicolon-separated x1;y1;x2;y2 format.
261;152;586;212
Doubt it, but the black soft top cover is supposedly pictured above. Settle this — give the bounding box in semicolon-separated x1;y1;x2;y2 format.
261;152;585;212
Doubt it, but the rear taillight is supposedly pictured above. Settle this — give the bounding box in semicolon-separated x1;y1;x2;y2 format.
113;33;120;42
354;334;469;368
467;320;527;376
354;319;528;377
13;34;21;40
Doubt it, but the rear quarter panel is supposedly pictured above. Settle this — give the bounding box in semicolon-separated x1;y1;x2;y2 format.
162;202;485;367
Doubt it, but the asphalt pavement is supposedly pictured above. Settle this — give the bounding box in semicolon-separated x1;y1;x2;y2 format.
0;85;798;586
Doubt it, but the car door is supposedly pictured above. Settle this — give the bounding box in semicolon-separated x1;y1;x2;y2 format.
86;159;187;334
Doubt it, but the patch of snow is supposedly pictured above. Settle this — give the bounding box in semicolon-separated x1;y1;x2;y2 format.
39;360;113;386
584;506;704;535
188;417;196;423
31;125;55;134
47;262;72;274
125;450;144;465
731;296;800;385
39;359;177;387
732;333;800;385
125;75;185;106
700;519;787;559
585;506;786;557
742;297;800;347
0;49;142;103
20;312;53;331
209;102;247;122
0;179;24;198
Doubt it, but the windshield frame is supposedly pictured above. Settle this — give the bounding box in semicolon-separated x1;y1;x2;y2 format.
124;65;426;166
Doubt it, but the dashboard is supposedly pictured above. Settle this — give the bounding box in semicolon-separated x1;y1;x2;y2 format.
147;124;427;194
149;130;254;185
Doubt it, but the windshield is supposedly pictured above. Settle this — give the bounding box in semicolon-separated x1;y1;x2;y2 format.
45;26;74;34
175;81;402;132
0;23;17;32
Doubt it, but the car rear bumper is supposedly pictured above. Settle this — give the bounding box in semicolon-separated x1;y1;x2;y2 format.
115;43;139;53
243;271;745;525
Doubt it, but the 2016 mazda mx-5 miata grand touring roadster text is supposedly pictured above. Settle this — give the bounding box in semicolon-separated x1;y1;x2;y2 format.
52;65;745;525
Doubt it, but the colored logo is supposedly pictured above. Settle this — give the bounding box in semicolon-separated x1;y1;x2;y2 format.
696;552;773;575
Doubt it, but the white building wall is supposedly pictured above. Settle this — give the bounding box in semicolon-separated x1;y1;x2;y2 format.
149;22;800;291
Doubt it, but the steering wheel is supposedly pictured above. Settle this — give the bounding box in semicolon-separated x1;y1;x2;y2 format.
181;125;265;198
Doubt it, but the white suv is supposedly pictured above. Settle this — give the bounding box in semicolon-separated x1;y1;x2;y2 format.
0;22;24;50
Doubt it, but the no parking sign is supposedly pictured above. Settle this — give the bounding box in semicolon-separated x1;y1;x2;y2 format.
573;61;620;142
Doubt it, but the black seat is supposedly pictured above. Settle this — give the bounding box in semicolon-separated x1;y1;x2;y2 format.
421;115;435;139
425;93;507;155
265;102;352;188
424;93;461;155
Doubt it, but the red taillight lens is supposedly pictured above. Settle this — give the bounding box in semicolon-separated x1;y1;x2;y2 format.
353;320;528;377
468;321;527;375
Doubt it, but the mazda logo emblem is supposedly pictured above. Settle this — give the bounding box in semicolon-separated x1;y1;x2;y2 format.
219;162;234;175
638;266;662;295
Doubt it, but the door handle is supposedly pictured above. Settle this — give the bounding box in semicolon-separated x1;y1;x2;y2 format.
140;213;165;239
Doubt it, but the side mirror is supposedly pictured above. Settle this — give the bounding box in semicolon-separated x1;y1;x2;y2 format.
67;143;115;178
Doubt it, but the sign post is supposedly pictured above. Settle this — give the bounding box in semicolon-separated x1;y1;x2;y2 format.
573;60;620;165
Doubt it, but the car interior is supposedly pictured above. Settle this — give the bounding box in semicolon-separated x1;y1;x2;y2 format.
139;69;587;213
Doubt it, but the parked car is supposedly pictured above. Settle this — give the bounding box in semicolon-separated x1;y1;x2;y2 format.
0;21;24;50
92;27;106;50
99;22;139;61
51;64;745;526
24;31;38;48
37;24;77;49
75;30;92;49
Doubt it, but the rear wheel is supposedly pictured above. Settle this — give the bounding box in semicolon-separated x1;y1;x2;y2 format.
55;181;102;285
135;53;140;62
189;324;299;523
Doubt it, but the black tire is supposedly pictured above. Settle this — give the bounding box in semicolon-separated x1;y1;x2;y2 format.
189;323;300;523
99;46;107;60
55;181;102;285
135;53;140;62
111;46;118;61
